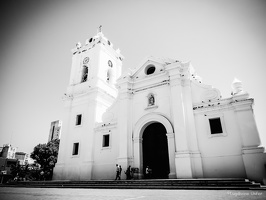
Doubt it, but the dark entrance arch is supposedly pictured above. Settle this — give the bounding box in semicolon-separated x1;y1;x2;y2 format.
142;122;170;179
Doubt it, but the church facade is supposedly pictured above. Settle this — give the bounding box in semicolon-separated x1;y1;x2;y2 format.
53;30;266;184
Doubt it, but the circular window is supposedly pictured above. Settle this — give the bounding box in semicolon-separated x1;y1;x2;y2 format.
145;65;156;75
108;60;113;67
83;57;89;64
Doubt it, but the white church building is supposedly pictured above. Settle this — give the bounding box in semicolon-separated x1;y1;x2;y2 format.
53;29;266;184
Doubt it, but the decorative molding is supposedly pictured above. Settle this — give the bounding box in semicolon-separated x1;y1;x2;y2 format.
166;133;175;138
200;88;221;101
134;82;168;93
242;146;264;154
94;121;117;132
145;105;158;110
133;137;143;143
193;98;253;114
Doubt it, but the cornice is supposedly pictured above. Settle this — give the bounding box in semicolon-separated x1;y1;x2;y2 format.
94;121;117;132
193;98;254;114
71;32;124;61
63;86;116;102
134;81;169;93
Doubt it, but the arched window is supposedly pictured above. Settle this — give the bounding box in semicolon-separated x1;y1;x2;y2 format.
107;68;113;83
107;60;114;84
81;66;88;83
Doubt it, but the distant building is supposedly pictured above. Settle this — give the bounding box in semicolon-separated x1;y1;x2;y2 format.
0;144;34;166
0;144;17;159
48;120;62;142
0;157;18;183
54;29;266;184
15;152;29;165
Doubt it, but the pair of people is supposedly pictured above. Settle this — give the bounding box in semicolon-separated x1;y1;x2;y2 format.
115;164;122;180
125;165;132;180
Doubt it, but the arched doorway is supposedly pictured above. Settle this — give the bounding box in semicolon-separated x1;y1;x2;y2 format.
142;122;170;179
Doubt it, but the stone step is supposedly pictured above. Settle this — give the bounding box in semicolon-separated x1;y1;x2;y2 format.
2;178;264;190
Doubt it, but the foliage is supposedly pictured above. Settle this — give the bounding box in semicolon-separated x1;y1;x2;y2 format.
9;162;42;181
30;139;60;180
10;161;21;178
8;140;60;182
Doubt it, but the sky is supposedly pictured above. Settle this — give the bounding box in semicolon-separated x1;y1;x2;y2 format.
0;0;265;154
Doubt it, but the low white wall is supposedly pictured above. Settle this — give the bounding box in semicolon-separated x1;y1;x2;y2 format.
202;155;246;178
242;148;266;184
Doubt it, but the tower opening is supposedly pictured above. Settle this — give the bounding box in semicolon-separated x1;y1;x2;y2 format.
81;66;88;83
142;122;170;179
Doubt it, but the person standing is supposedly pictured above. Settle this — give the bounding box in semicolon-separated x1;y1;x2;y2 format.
125;165;131;180
115;164;120;180
146;166;152;179
119;165;122;180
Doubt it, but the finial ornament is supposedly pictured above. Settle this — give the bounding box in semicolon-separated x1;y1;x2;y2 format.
76;42;81;49
231;78;243;95
98;25;102;33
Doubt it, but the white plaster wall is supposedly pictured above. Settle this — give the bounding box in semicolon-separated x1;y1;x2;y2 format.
191;82;212;104
69;50;98;86
62;98;96;180
92;127;119;180
195;108;246;178
235;106;261;147
54;91;114;180
242;149;266;184
97;46;121;85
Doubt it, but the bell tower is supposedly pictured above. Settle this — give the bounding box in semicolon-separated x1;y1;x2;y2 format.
53;27;124;181
68;27;123;99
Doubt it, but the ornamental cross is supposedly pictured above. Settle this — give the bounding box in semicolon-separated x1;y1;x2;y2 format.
98;25;102;33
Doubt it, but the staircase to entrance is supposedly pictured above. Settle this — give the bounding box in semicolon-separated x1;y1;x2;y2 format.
2;178;265;190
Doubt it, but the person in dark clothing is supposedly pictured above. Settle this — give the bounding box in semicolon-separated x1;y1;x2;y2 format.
119;165;122;179
115;164;120;180
145;166;152;179
125;165;132;180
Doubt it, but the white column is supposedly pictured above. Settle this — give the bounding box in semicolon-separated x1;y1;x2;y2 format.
116;79;133;179
234;98;264;183
181;80;203;178
133;137;143;179
168;65;193;178
166;133;176;178
171;82;193;177
234;99;261;147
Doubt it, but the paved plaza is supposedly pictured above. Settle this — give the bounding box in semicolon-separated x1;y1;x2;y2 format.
0;187;265;200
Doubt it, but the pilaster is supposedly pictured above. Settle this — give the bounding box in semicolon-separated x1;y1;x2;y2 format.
166;133;176;178
234;97;260;147
133;137;143;179
166;61;203;178
116;77;133;178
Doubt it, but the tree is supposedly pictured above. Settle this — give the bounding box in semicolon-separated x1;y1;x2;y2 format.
30;139;60;180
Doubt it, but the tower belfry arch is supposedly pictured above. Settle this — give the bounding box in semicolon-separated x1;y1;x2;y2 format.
133;113;176;179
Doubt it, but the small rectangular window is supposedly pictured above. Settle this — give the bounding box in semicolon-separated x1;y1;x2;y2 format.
76;114;82;126
72;142;79;155
209;118;223;134
102;134;110;147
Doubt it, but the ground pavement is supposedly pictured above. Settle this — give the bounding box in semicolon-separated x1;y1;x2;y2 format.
0;187;265;200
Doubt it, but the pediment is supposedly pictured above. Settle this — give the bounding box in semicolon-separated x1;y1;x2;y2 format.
131;56;175;80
